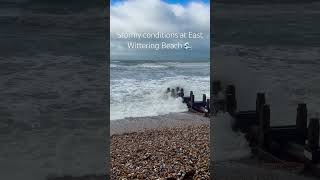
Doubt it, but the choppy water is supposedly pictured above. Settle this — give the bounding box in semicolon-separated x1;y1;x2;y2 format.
213;3;320;126
213;3;320;163
110;60;210;120
0;14;108;180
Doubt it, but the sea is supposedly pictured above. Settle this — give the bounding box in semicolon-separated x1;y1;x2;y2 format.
110;60;210;120
0;14;108;180
213;3;320;163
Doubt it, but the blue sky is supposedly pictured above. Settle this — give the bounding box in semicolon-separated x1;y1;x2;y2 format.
111;0;209;5
164;0;209;3
110;0;210;60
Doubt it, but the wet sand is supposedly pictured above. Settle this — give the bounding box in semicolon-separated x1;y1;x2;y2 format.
111;112;209;135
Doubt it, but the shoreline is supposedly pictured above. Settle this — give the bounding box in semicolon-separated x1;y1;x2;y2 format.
110;112;209;135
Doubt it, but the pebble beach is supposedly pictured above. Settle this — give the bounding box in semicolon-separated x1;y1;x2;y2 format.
110;112;210;179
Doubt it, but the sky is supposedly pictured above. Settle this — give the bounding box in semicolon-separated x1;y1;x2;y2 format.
111;0;210;5
164;0;209;4
110;0;210;60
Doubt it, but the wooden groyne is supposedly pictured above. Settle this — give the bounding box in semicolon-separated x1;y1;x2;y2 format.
166;87;210;117
212;80;320;177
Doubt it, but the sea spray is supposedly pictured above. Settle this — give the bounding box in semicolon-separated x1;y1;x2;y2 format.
212;113;251;162
111;60;210;120
214;47;296;125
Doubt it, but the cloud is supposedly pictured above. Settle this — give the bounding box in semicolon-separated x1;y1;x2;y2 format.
110;0;210;60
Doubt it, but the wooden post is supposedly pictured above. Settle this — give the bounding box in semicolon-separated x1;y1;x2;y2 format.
296;103;308;144
304;118;320;163
206;99;210;113
225;85;236;114
191;94;195;108
256;93;266;117
213;80;221;95
202;94;206;105
186;91;193;105
259;104;270;150
190;91;193;97
180;88;184;97
171;89;176;97
308;118;319;150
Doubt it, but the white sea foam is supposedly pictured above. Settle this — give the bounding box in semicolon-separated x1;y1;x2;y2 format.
212;45;320;162
214;47;301;125
111;76;209;120
166;62;210;67
111;61;209;69
212;113;251;162
133;63;168;68
111;59;210;121
110;64;118;68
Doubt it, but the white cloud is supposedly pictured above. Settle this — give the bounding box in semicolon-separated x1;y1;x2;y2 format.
110;0;210;60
